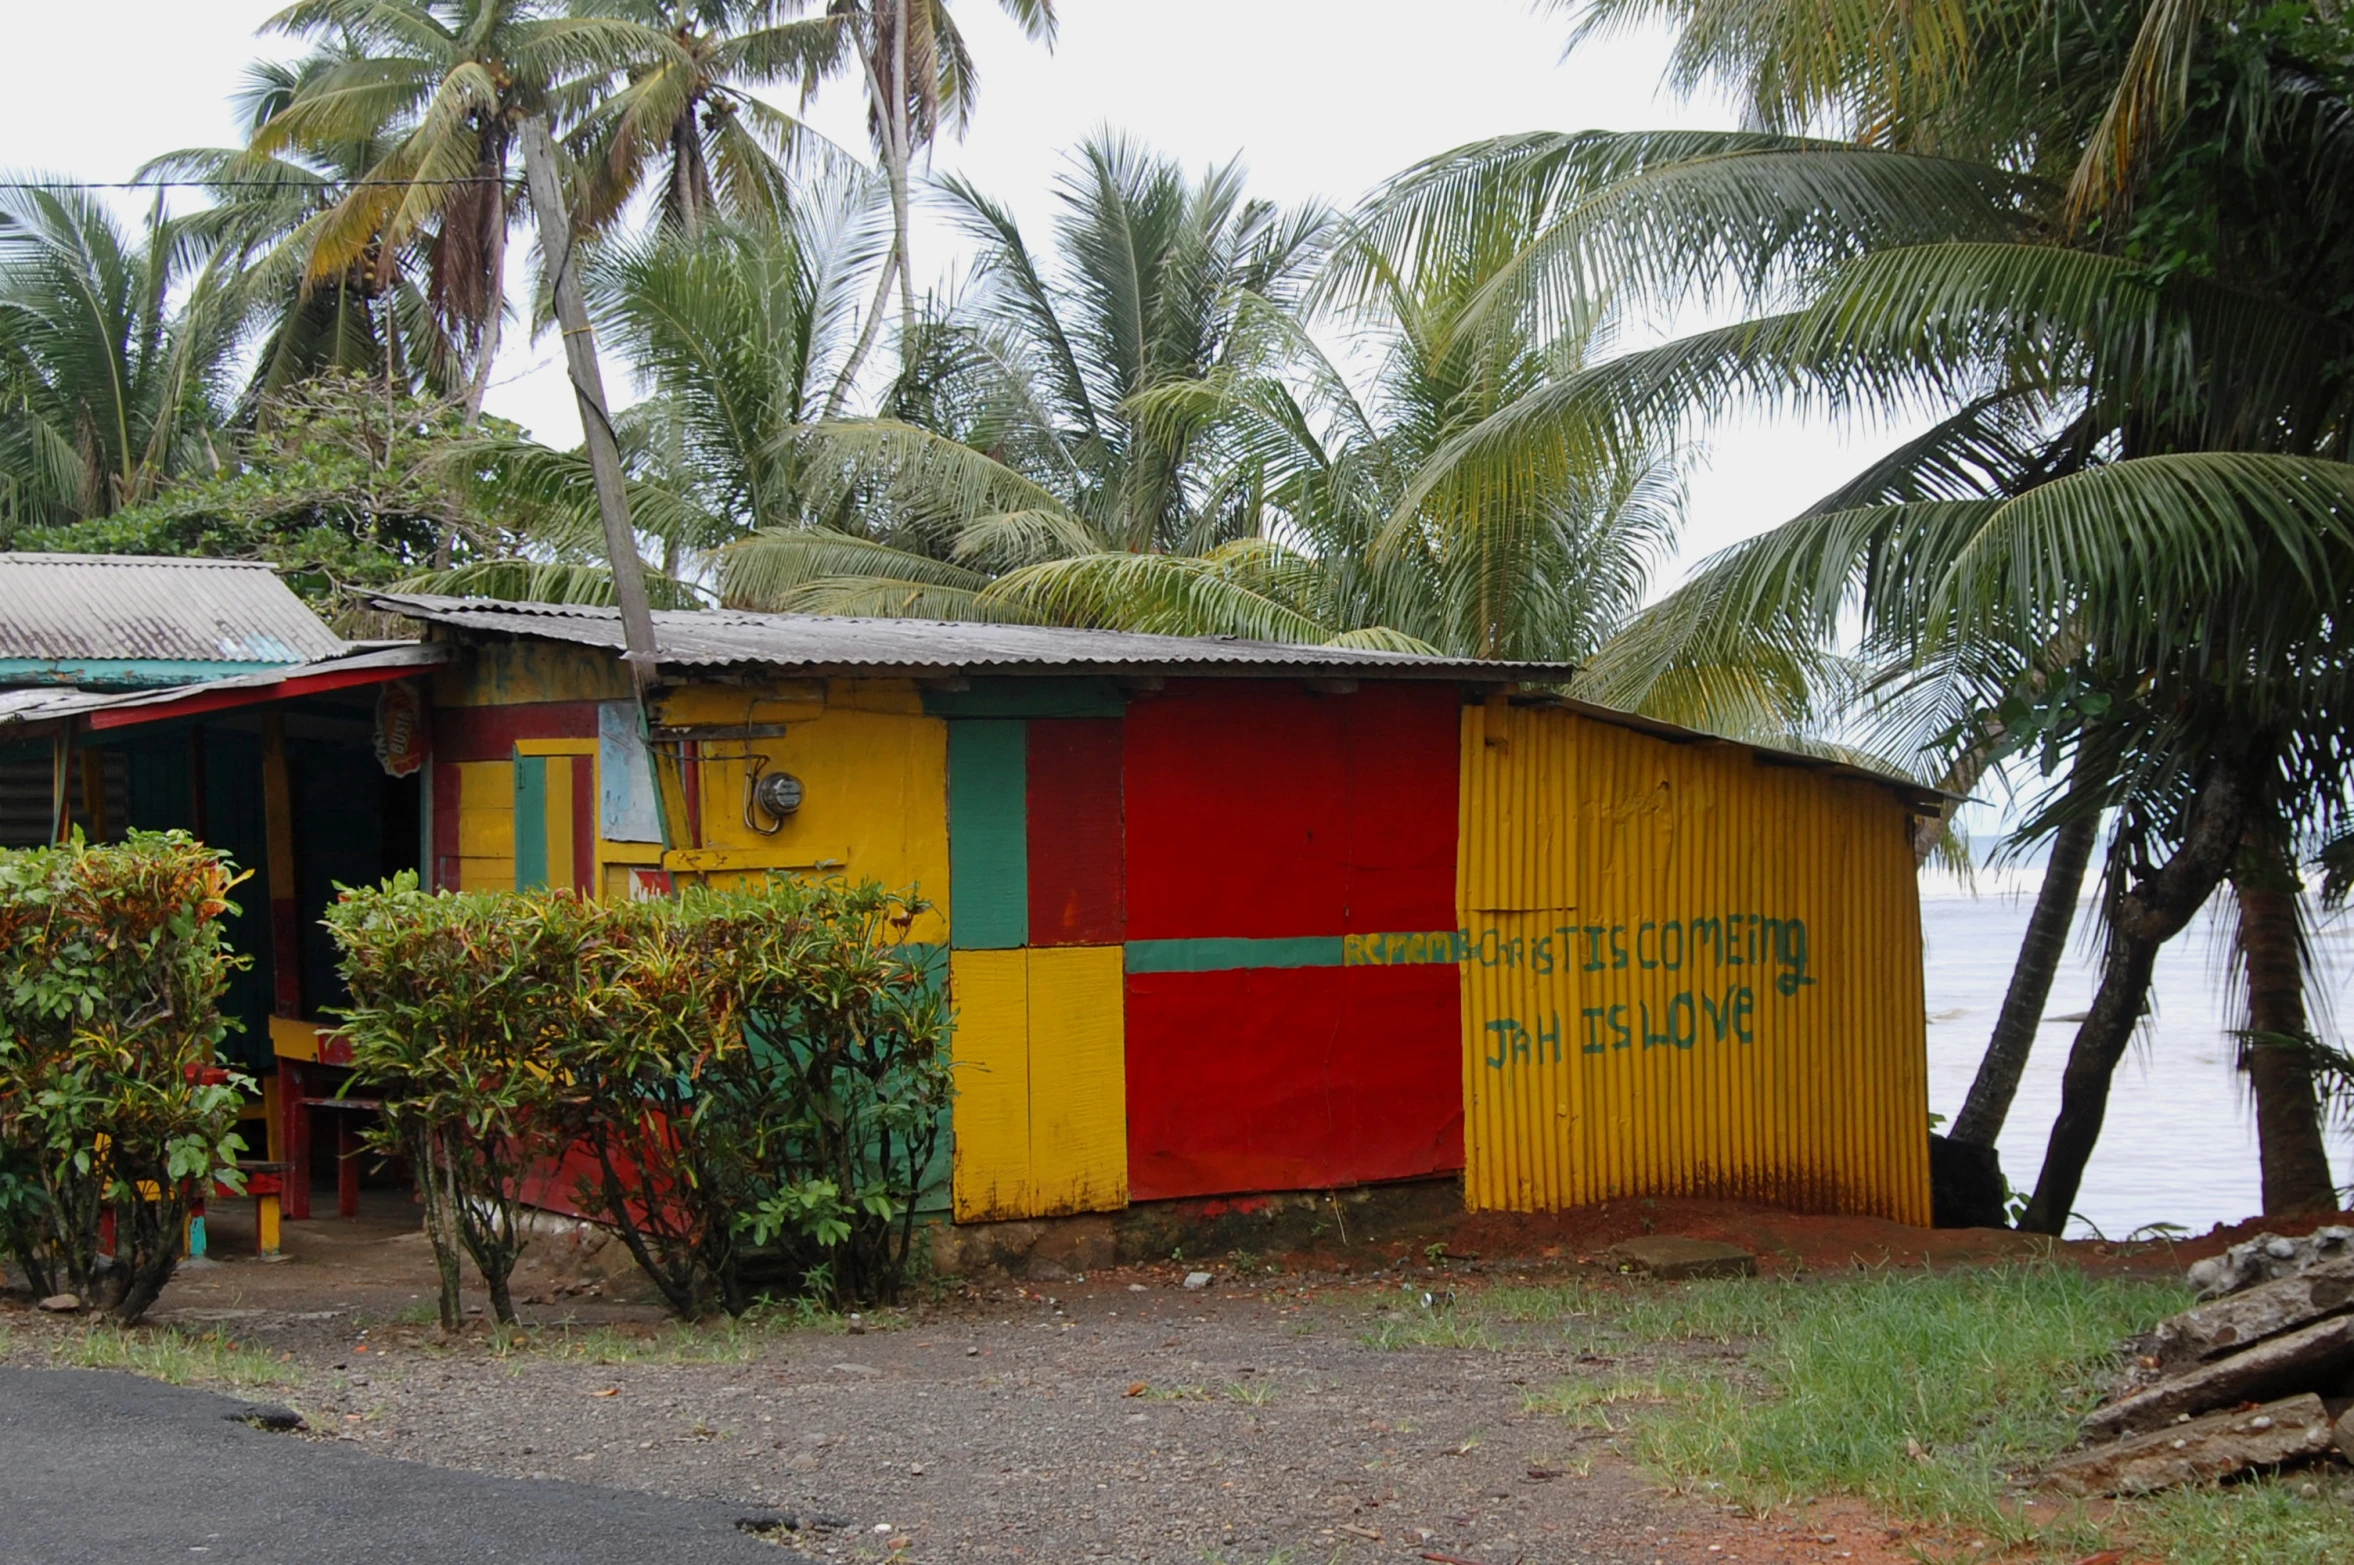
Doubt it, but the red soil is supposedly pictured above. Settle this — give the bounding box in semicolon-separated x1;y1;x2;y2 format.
1423;1198;2354;1276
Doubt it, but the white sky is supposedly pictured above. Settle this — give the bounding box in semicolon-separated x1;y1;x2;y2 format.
1;0;1929;586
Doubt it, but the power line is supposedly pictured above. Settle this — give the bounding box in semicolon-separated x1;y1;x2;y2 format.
0;177;507;192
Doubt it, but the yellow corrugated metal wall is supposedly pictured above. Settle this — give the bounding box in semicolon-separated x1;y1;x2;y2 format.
1458;697;1930;1223
948;946;1128;1221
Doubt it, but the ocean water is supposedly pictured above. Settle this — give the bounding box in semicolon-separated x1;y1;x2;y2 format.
1921;869;2354;1238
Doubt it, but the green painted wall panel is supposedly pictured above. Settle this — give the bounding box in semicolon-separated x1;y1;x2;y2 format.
947;721;1027;948
513;754;550;890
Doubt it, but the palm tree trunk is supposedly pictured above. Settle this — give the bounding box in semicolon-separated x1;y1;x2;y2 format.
825;7;914;415
2018;764;2252;1235
2016;928;2161;1236
1951;811;2099;1147
827;246;899;417
2234;818;2338;1214
462;178;508;425
667;112;710;236
887;0;917;349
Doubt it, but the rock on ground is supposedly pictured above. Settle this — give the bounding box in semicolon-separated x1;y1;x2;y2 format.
1602;1236;1757;1281
2047;1394;2338;1496
2187;1227;2354;1301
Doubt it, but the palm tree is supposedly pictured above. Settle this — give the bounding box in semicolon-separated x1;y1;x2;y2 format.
718;134;1333;616
0;185;236;535
249;0;686;418
807;0;1058;406
369;159;893;606
142;54;468;412
1423;0;2354;1225
564;0;845;236
964;186;1689;667
585;165;893;532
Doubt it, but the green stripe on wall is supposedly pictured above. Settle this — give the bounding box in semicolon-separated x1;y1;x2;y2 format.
1124;930;1467;974
946;720;1028;949
513;754;549;890
1125;935;1341;973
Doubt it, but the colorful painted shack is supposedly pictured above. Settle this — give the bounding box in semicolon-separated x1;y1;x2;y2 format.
375;593;1939;1228
1;554;449;1228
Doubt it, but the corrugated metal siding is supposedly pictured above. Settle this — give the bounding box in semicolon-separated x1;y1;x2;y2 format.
1458;698;1930;1223
0;554;344;664
1121;682;1465;1201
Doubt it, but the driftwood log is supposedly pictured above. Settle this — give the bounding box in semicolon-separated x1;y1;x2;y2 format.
2047;1394;2337;1496
2082;1314;2354;1440
2056;1231;2354;1492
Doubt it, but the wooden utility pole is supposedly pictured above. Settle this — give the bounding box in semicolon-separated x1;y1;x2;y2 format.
517;114;659;691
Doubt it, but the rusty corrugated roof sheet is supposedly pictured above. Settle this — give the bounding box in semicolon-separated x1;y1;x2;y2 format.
367;593;1577;683
0;553;345;668
368;593;1945;807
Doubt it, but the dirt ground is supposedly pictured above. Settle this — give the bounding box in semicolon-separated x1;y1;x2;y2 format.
7;1193;2319;1565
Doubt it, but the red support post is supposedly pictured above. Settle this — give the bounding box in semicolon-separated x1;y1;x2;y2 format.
281;1060;312;1221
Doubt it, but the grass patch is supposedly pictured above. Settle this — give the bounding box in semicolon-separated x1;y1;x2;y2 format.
1473;1282;1604;1325
1523;1367;1699;1430
2134;1473;2354;1565
1224;1380;1277;1406
53;1324;300;1389
1631;1267;2165;1530
1358;1310;1499;1351
1572;1264;2354;1564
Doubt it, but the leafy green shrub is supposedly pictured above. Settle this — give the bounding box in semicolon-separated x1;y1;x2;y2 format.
323;875;584;1329
0;832;250;1322
557;880;949;1318
326;875;949;1322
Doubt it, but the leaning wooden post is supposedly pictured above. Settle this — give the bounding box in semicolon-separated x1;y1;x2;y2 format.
518;114;660;695
261;710;313;1220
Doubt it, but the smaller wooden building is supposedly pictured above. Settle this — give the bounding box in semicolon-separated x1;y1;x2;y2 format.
1;552;446;1218
377;594;1940;1228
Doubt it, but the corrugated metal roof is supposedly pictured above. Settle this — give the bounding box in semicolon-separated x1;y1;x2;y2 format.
369;593;1946;809
0;553;346;667
365;594;1577;683
0;644;446;735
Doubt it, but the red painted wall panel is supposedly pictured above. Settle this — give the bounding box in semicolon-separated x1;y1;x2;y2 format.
433;701;601;763
1339;683;1463;933
1124;963;1464;1200
1027;718;1124;945
1124;683;1340;938
570;754;597;892
1123;681;1459;939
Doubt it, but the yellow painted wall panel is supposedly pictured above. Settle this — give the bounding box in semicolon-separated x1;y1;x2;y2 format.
1024;945;1128;1216
452;762;514;883
679;687;950;946
454;857;514;892
1458;698;1930;1224
950;949;1034;1222
650;683;826;726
